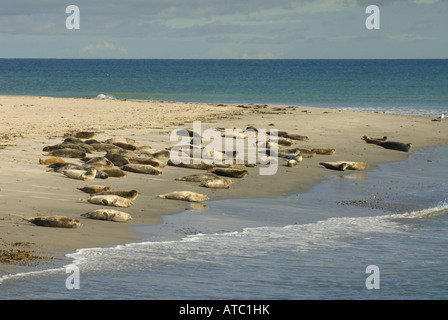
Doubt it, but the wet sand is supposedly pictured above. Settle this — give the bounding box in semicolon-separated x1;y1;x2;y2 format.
1;95;447;276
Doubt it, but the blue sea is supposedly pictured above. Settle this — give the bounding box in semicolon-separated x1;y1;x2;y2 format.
0;59;447;301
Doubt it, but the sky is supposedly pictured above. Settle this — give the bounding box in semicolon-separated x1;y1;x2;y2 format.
0;0;447;59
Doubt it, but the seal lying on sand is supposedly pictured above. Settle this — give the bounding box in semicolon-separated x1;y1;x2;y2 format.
378;141;412;152
80;195;134;208
320;161;368;171
361;136;388;144
92;190;139;200
207;168;249;178
77;185;113;194
200;178;233;189
81;209;133;222
175;173;220;182
157;191;210;202
24;216;82;228
281;134;309;142
39;157;64;165
311;148;336;155
121;164;162;175
46;149;86;158
167;159;215;170
62;167;97;181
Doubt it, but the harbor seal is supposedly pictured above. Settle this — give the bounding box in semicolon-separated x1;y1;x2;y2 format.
167;159;215;170
378;141;412;152
121;164;162;175
281;134;309;142
128;157;165;168
287;159;299;168
105;153;130;166
207;168;249;178
47;149;86;158
89;143;121;152
361;136;388;145
320;161;368;171
24;216;82;228
200;178;233;189
62;167;97;181
81;209;133;222
311;148;336;155
92;190;139;200
77;185;113;194
80;195;134;208
111;142;137;151
157;191;210;203
42;143;89;153
175;173;220;182
67;131;97;139
39;157;64;165
102;167;127;178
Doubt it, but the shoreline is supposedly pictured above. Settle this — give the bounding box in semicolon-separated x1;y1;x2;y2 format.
1;95;447;278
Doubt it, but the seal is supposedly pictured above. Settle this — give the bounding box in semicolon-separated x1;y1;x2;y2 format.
46;149;86;158
208;168;249;178
175;173;220;182
62;167;97;181
81;209;133;222
92;190;139;200
311;148;336;155
121;164;162;175
150;150;171;160
271;137;296;147
39;157;64;165
80;195;134;208
157;191;210;202
105;153;130;166
70;131;97;139
281;134;309;142
43;143;90;153
104;137;136;145
320;161;368;171
200;178;233;189
112;142;137;151
89;143;121;152
102;167;127;178
167;159;215;170
77;185;113;194
287;159;299;167
361;136;388;145
23;216;82;228
128;157;165;168
378;141;412;152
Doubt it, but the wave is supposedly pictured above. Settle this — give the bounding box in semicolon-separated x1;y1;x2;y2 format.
1;201;446;287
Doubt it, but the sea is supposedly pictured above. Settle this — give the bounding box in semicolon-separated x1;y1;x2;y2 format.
0;59;447;301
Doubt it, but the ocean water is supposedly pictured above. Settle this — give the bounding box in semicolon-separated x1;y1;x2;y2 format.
1;145;447;300
1;59;447;300
0;59;447;116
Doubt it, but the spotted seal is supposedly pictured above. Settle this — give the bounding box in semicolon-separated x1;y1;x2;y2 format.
157;191;210;203
24;216;82;228
81;209;133;222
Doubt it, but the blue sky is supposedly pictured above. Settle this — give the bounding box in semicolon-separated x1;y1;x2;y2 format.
0;0;447;58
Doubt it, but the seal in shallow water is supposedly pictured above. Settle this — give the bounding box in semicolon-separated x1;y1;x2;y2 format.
23;216;82;228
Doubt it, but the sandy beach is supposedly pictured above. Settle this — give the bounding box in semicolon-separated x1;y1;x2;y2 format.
1;95;447;276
